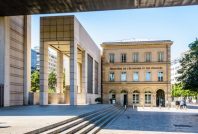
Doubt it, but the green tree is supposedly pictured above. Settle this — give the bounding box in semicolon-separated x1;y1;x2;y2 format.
171;83;198;97
177;39;198;92
48;71;57;92
31;70;40;92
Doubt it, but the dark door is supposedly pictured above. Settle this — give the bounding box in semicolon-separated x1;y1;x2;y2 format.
123;94;128;106
0;84;4;107
156;89;165;107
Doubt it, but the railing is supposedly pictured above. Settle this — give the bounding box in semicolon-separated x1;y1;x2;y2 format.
0;84;4;107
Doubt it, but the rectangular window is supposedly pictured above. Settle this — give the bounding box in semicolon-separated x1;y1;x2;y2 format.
145;93;151;104
133;72;139;81
145;52;151;62
121;54;127;63
87;54;93;94
146;72;151;81
95;61;98;94
158;52;164;62
133;52;139;62
133;93;139;104
121;72;127;81
109;72;115;81
109;53;114;63
158;72;163;81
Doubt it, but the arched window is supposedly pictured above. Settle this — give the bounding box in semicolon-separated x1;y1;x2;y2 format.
145;91;151;104
133;90;139;104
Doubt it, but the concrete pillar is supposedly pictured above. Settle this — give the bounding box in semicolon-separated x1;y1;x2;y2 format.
0;17;10;106
81;50;87;104
23;15;31;105
56;52;63;93
70;41;77;105
40;42;48;105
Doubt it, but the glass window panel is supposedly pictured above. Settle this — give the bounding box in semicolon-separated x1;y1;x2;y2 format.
146;72;151;81
121;72;127;81
133;72;139;81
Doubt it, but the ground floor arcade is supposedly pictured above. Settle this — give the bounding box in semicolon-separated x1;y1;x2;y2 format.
102;84;171;107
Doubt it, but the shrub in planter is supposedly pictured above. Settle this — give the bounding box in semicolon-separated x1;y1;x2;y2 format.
95;97;101;104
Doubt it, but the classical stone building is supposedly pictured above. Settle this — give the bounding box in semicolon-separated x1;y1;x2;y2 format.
101;41;172;107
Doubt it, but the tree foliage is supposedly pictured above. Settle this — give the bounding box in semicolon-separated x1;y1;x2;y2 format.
48;71;57;91
171;83;197;97
31;70;40;92
177;39;198;92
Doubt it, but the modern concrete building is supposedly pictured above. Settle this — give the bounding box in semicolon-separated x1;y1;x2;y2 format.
101;40;173;107
33;46;57;73
0;16;31;106
39;15;101;105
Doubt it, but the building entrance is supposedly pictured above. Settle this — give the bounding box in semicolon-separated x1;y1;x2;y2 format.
123;94;128;106
156;89;165;107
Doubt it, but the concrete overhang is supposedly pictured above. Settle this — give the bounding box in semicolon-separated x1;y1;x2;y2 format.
0;0;198;16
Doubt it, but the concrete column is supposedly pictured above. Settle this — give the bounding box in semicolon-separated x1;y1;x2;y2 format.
81;50;87;104
40;42;48;105
23;15;31;105
56;52;63;93
70;41;77;105
0;17;10;106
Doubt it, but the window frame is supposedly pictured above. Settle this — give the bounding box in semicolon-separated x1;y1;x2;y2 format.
121;53;127;63
121;72;127;81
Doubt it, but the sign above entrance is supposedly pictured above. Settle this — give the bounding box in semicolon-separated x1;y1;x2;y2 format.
110;66;163;70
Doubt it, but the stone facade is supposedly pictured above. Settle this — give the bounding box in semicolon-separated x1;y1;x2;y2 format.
0;16;31;106
101;41;172;107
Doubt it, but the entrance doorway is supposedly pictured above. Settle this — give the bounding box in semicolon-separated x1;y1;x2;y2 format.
123;94;128;106
156;89;165;107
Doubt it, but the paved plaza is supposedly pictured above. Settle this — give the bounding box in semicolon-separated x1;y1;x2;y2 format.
0;104;109;134
0;104;197;134
99;104;198;134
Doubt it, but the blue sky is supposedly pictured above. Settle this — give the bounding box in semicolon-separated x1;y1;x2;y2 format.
31;6;198;60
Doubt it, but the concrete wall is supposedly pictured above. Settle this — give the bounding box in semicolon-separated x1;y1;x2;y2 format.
0;16;31;106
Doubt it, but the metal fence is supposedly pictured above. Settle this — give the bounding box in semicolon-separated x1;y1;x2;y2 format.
0;84;4;107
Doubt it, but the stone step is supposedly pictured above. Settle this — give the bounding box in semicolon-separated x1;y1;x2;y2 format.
25;105;115;134
59;106;120;134
41;106;117;134
76;106;123;134
87;107;125;134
